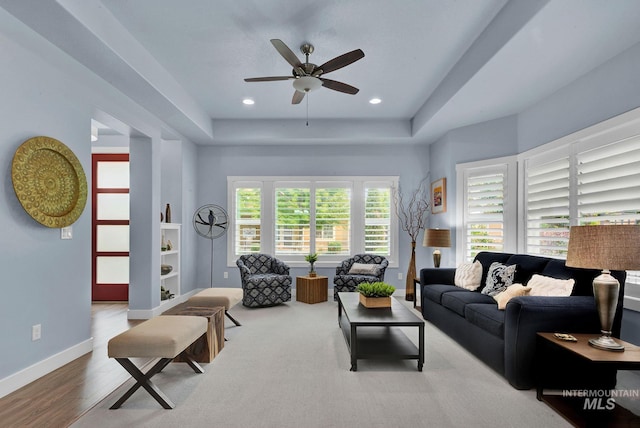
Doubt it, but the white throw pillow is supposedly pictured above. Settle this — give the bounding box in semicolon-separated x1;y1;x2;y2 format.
348;263;379;275
454;260;483;291
493;283;531;310
527;274;574;297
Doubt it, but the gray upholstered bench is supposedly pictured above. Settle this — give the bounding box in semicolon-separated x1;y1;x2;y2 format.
187;288;243;326
107;315;207;409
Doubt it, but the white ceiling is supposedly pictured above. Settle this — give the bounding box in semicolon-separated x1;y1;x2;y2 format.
3;0;640;146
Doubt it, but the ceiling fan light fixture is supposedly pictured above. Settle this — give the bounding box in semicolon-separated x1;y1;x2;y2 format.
293;76;322;93
242;98;255;105
369;97;382;104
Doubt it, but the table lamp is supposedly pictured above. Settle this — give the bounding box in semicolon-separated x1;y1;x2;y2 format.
566;225;640;351
423;228;451;268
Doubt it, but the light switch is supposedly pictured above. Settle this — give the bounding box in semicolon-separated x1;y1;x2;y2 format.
61;226;73;239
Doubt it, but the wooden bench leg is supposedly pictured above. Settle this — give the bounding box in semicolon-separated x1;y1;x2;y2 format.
110;355;203;409
111;358;174;409
225;310;241;326
180;352;205;374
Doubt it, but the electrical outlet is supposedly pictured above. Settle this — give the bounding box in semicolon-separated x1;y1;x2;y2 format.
32;324;41;341
224;271;228;279
398;272;403;280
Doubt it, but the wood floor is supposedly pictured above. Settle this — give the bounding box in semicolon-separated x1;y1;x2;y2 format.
0;303;146;427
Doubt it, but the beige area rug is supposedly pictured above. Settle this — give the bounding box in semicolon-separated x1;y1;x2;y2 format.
73;298;569;428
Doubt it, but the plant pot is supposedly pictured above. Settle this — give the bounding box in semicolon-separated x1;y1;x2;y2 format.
359;294;391;308
308;271;317;277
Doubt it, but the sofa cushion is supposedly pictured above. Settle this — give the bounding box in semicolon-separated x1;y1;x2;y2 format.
493;283;531;310
474;252;513;287
482;262;517;296
505;254;550;285
528;274;574;296
348;263;380;275
454;261;483;290
442;291;496;317
465;303;506;339
423;284;460;304
541;259;602;296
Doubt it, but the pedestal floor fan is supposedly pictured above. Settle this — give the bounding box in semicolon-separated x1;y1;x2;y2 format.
193;204;228;287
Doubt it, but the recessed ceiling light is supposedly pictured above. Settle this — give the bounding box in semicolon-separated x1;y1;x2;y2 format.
243;98;255;105
369;98;382;105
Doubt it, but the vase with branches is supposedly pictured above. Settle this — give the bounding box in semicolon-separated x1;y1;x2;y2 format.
392;178;430;301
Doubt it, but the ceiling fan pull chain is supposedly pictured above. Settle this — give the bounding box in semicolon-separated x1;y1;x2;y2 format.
306;94;309;126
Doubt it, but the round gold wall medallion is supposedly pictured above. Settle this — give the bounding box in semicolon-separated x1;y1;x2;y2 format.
11;136;88;228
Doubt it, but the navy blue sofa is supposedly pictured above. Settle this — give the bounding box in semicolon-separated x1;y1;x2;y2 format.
420;251;626;390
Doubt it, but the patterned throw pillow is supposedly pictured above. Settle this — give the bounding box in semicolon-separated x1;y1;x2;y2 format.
527;274;575;296
481;262;517;296
348;263;379;275
493;283;531;310
454;260;483;290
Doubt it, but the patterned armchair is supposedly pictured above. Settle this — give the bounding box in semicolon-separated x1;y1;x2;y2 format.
237;254;292;307
333;254;389;301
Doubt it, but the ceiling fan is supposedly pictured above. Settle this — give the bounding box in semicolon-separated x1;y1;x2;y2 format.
244;39;365;104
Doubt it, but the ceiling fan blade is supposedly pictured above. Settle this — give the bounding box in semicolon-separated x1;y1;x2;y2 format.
318;49;364;75
271;39;303;69
292;90;305;104
244;76;293;82
320;78;359;95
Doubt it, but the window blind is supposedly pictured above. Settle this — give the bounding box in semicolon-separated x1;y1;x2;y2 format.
364;186;391;255
525;156;571;257
464;170;505;261
235;187;261;254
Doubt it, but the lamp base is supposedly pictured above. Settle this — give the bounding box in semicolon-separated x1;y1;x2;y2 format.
433;249;441;268
589;334;625;352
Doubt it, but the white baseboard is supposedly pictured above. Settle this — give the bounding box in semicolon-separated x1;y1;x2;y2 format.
127;288;200;320
0;338;93;399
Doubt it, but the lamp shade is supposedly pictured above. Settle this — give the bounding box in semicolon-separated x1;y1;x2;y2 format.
566;225;640;271
423;228;451;248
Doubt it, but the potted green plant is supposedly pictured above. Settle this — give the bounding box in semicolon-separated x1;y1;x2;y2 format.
305;252;318;277
356;282;396;308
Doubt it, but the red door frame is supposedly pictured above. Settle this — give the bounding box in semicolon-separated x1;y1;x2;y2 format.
92;153;129;301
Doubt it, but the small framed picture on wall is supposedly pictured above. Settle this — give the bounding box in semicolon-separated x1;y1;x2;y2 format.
431;177;446;214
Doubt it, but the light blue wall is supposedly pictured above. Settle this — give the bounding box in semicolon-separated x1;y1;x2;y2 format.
0;46;93;379
518;41;640;152
0;10;196;384
194;143;431;291
179;140;199;294
428;116;519;267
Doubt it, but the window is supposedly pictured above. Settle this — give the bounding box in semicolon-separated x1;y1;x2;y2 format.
234;185;261;255
364;186;391;255
524;151;570;257
520;109;640;284
456;158;517;263
228;176;398;267
315;185;350;255
275;185;310;255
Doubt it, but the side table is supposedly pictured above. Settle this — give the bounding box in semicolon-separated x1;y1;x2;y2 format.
296;275;328;304
536;332;640;399
536;333;640;426
163;305;225;363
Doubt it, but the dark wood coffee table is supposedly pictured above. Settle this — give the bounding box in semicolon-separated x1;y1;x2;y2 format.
337;292;424;371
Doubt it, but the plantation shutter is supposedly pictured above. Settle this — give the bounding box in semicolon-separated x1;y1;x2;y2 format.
525;156;571;257
464;169;506;261
275;184;310;255
364;186;391;255
235;186;261;254
315;185;351;255
576;136;640;283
